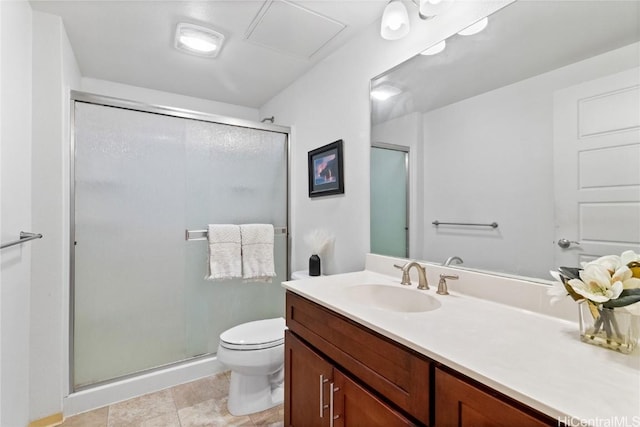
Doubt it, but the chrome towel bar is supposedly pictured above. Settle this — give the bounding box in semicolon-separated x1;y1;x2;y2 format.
432;220;498;229
185;226;287;241
1;231;43;250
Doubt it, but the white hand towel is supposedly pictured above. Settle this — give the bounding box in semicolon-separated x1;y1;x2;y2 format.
240;224;276;282
206;224;242;280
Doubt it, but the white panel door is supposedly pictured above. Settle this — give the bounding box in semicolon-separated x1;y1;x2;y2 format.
553;68;640;267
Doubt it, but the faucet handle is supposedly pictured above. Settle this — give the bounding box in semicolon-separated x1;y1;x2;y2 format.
393;264;412;286
437;274;458;295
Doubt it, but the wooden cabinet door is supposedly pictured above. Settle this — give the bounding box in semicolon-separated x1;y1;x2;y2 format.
285;331;333;427
286;292;431;425
435;368;551;427
332;369;417;427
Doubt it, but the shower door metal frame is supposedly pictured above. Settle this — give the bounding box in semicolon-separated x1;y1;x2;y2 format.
69;90;291;392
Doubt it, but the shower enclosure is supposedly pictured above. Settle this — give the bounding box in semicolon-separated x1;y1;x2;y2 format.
71;93;289;390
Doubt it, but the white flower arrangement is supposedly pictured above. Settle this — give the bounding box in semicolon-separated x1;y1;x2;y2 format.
549;250;640;316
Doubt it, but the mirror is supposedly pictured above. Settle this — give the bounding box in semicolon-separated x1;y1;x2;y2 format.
370;1;640;282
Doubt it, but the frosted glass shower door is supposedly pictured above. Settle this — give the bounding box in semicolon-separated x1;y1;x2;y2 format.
73;101;288;389
370;146;408;258
182;120;288;358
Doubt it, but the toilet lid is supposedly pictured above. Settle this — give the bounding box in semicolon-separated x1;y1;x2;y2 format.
219;317;285;351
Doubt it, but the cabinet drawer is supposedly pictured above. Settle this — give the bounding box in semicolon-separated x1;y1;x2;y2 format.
286;292;431;426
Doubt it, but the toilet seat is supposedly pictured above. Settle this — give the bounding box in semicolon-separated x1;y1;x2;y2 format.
219;317;285;351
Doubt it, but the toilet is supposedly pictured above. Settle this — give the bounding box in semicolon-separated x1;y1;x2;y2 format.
217;317;286;416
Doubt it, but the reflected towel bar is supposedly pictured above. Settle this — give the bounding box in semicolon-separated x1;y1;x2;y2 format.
432;221;498;229
185;226;287;241
1;231;44;250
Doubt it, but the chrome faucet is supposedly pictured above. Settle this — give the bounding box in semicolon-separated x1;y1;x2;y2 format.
437;274;458;295
394;261;429;290
443;256;463;266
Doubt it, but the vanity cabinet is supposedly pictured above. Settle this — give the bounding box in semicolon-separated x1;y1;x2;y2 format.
285;331;416;426
285;291;555;427
434;368;551;427
286;292;430;426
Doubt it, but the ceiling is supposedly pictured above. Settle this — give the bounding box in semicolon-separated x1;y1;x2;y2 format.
30;0;387;108
371;0;640;124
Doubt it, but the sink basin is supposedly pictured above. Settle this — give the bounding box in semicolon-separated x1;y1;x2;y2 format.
344;284;441;313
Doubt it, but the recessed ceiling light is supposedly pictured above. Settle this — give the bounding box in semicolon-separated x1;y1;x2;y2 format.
457;17;489;36
420;40;446;56
371;84;402;101
174;23;225;58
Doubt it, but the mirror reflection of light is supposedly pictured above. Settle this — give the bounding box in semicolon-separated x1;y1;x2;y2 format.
420;40;446;56
458;17;489;36
371;85;402;100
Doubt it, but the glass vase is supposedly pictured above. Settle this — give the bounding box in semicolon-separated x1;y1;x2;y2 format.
578;301;639;354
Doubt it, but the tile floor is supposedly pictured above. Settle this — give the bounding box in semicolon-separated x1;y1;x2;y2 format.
60;371;284;427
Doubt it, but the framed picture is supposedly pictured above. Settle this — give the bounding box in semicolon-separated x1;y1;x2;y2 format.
308;139;344;198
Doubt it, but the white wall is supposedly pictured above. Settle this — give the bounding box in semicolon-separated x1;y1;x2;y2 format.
422;42;640;279
30;10;81;422
371;112;424;259
259;1;512;274
81;78;260;122
0;1;33;426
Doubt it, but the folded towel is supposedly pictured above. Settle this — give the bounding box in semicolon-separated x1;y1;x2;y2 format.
240;224;276;282
206;224;242;280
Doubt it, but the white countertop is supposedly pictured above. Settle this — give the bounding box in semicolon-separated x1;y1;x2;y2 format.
282;269;640;426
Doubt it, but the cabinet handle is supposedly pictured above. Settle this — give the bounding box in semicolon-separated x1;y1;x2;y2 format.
330;383;340;427
319;374;329;418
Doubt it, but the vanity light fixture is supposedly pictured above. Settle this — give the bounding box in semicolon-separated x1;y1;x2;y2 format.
174;23;225;57
380;0;411;40
457;17;489;36
420;40;446;55
419;0;454;19
381;0;455;40
371;84;402;101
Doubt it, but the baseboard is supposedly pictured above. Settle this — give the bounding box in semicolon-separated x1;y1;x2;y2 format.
28;412;64;427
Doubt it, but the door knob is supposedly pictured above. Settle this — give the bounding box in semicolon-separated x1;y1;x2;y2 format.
557;238;580;249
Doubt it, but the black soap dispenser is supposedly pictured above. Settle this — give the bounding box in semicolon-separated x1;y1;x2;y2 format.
309;254;321;276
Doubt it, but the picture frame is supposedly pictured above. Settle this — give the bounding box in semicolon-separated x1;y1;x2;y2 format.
308;139;344;198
